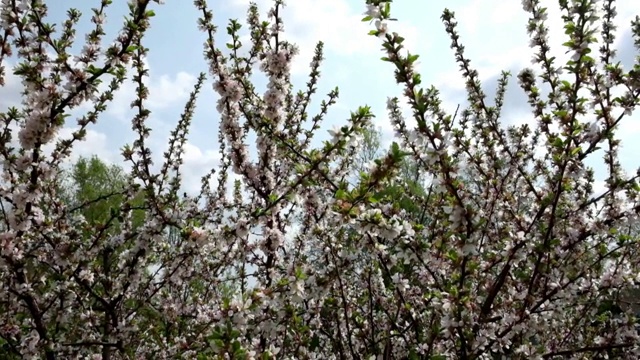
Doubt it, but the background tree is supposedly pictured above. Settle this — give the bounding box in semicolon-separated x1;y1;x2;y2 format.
351;124;383;175
66;155;146;232
0;155;149;358
350;124;434;226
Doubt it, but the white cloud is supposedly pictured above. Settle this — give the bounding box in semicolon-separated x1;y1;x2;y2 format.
0;66;21;109
229;0;423;77
0;58;216;192
437;0;639;89
146;72;198;109
33;127;114;169
456;0;523;36
0;64;112;164
179;142;221;194
107;64;197;122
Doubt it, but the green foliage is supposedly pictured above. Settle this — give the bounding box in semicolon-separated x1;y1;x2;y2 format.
65;155;146;233
353;125;431;225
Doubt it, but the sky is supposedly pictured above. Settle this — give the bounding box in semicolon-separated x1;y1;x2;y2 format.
1;0;639;195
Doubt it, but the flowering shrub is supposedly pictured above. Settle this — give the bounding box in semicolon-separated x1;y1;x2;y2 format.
1;0;640;358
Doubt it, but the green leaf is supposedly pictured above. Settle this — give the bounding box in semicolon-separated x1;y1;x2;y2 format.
412;73;422;85
390;141;400;155
553;137;564;148
232;340;242;352
86;64;101;75
309;334;320;350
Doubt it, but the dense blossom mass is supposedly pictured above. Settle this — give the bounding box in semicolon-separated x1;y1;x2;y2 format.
0;0;640;358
